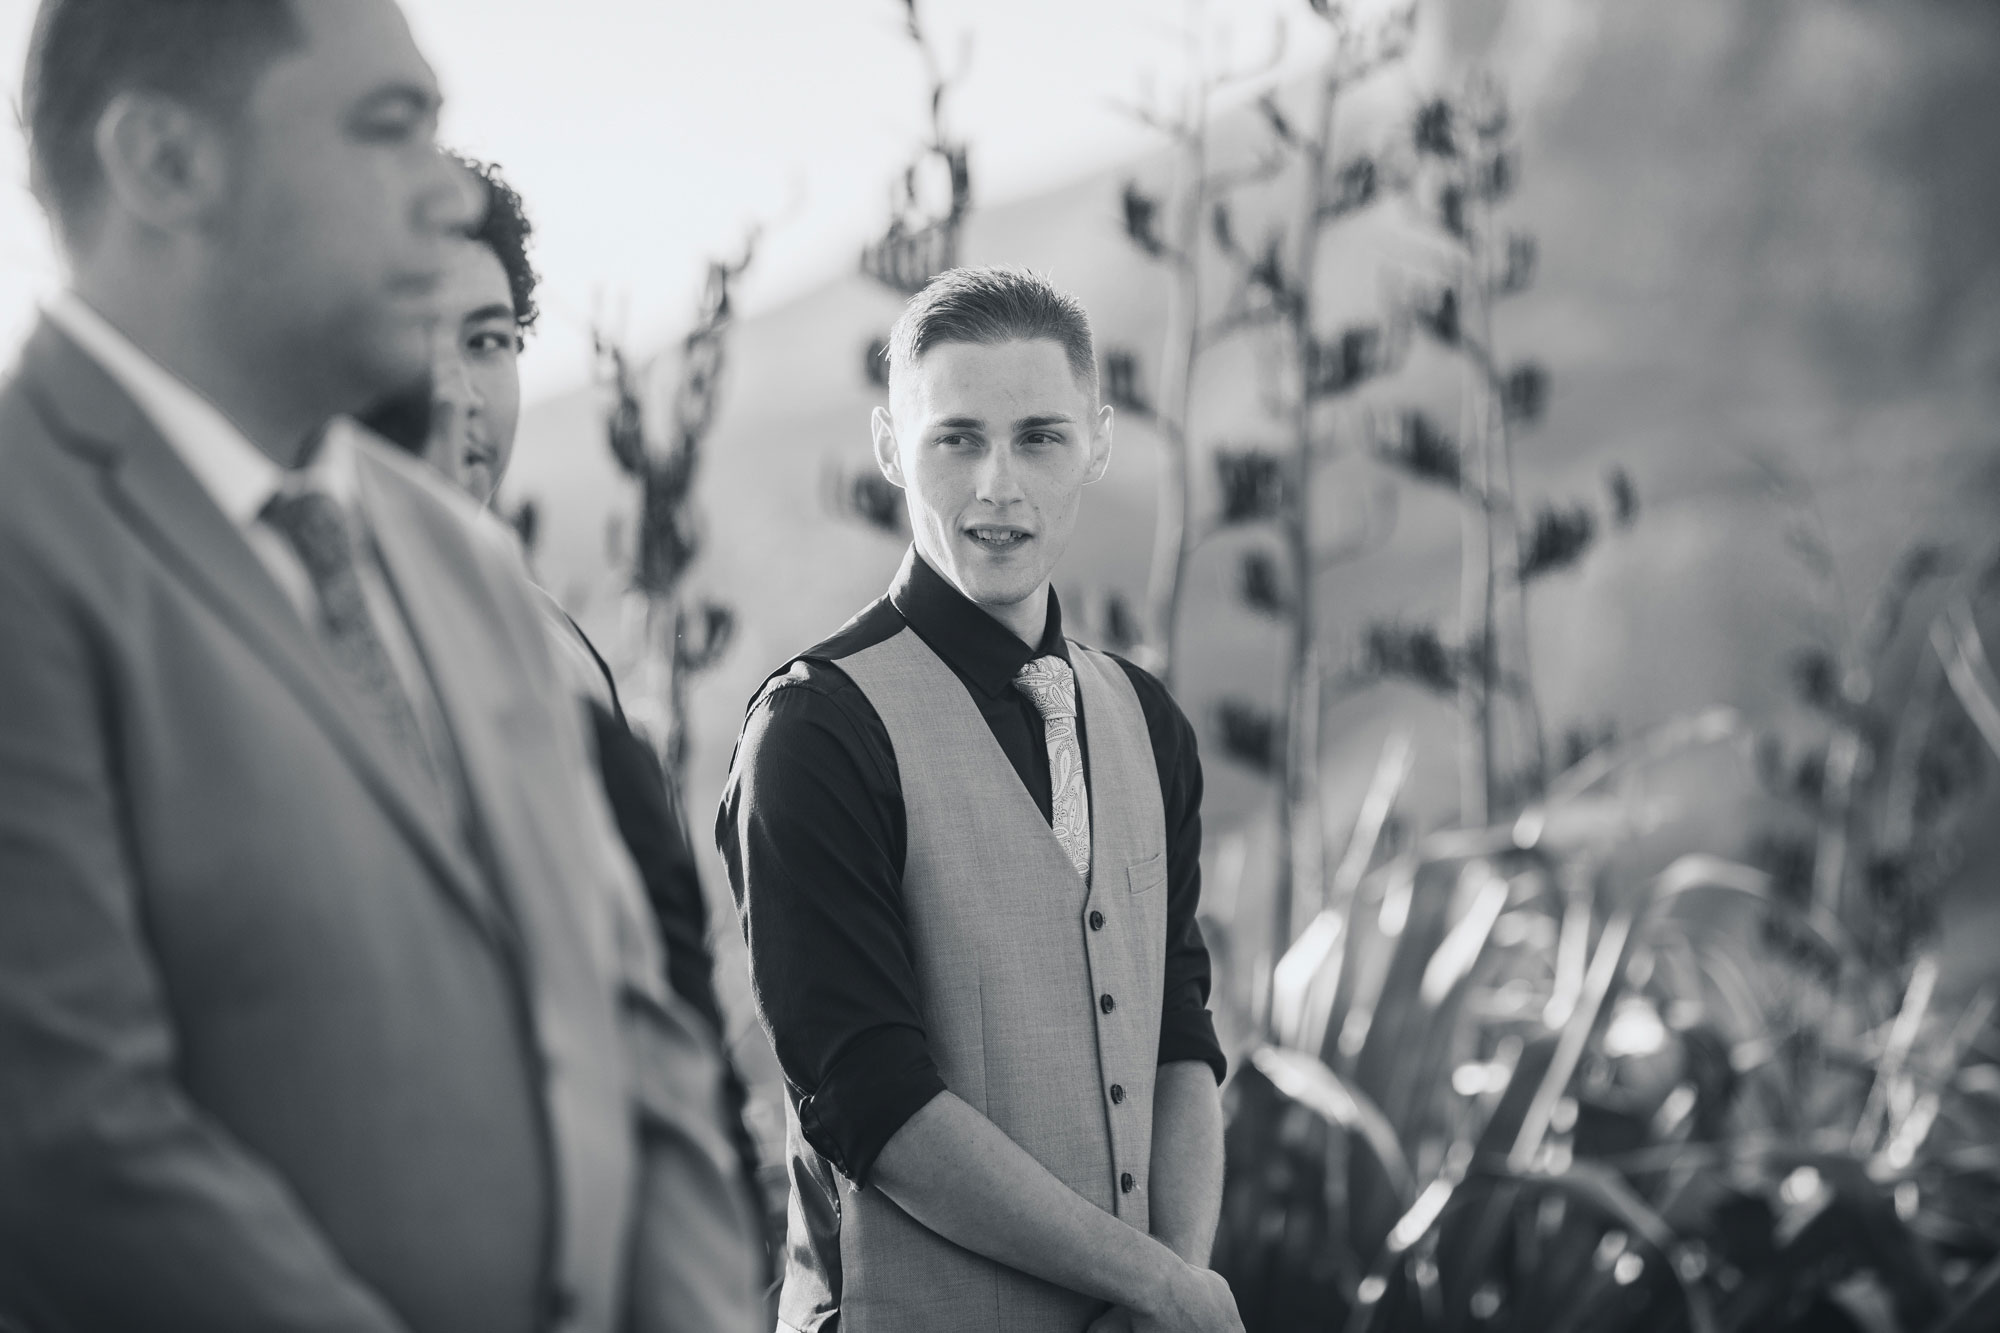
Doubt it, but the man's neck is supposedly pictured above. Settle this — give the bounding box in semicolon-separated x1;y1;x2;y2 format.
978;581;1051;651
74;270;328;469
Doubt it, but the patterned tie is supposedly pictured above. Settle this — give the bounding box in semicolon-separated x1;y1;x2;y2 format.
261;489;439;790
1014;655;1092;883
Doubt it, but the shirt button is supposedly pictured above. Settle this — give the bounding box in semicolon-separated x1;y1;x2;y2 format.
1121;1172;1136;1194
1089;910;1105;931
1100;993;1115;1014
1109;1083;1125;1104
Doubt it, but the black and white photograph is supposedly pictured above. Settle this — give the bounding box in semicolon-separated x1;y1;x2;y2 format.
2;1;1998;1331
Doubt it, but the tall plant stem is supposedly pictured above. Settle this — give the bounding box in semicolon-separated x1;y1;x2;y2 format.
1142;92;1208;692
1474;213;1545;804
1266;65;1341;1035
1456;232;1495;827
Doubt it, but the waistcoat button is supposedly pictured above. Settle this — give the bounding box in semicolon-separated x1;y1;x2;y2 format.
1110;1083;1125;1104
1100;993;1115;1014
1089;910;1105;931
1120;1172;1135;1194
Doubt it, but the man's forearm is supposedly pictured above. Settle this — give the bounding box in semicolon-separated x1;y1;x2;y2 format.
869;1091;1187;1314
1147;1061;1225;1265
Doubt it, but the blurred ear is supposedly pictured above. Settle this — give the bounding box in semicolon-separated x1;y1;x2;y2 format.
1083;402;1114;486
93;91;232;234
871;405;906;488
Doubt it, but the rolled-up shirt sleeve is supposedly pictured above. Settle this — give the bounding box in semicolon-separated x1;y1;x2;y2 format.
716;667;946;1185
1115;657;1228;1085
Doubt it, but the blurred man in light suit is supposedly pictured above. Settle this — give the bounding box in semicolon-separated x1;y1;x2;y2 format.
0;1;764;1330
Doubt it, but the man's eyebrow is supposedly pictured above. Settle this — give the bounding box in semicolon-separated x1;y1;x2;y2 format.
464;303;517;325
1013;414;1075;431
932;416;986;430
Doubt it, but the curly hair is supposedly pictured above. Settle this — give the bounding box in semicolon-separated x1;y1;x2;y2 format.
452;152;539;336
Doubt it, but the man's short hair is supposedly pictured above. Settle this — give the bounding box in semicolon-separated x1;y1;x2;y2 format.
884;266;1097;402
22;0;304;249
454;152;539;336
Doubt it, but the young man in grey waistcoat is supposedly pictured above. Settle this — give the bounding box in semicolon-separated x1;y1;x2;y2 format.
719;267;1244;1333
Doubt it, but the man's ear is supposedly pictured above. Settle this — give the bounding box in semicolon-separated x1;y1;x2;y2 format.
93;91;231;234
871;405;907;488
1083;402;1114;486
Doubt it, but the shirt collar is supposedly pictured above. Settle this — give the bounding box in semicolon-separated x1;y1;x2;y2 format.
42;293;354;528
889;546;1070;699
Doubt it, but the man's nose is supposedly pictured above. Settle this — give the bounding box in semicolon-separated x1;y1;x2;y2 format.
974;445;1025;505
419;149;485;236
431;340;474;413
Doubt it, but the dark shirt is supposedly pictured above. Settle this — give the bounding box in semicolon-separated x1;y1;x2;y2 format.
716;549;1225;1187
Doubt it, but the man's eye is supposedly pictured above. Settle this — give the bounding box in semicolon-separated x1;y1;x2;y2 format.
352;115;419;144
467;331;517;356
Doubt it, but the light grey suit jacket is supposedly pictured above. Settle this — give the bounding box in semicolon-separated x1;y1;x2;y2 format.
0;320;762;1333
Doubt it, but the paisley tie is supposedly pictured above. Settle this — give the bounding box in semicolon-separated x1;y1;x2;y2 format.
1014;655;1092;883
261;489;440;792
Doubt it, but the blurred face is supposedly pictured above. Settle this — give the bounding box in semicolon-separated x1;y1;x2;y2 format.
873;338;1112;643
421;237;521;505
201;0;480;410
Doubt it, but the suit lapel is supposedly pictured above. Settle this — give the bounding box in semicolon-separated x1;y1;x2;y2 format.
18;319;507;947
351;449;546;931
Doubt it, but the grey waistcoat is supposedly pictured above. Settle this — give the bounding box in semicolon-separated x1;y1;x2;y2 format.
779;626;1170;1333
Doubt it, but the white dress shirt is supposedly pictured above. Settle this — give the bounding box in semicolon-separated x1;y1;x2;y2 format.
45;294;459;784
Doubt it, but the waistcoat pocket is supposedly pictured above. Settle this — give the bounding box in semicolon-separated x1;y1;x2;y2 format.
1126;852;1166;895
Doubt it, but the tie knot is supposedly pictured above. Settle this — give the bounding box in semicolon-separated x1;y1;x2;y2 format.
261;488;355;582
1013;655;1077;722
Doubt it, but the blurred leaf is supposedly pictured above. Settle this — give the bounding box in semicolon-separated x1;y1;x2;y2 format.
1102;347;1151;416
1239;549;1290;617
1519;502;1597;582
1437;181;1469;239
1377;410;1462;490
509;497;539;557
1360;621;1459;695
1790;647;1842;713
1486;1159;1720;1333
1257;93;1296;146
1414;97;1457;158
1322;155;1380;220
1501;362;1551;426
1933;1253;2000;1333
1414;284;1461;346
1100;589;1140;655
1606;464;1640;528
1121;179;1167;259
1476;149;1516;206
1251;1046;1417;1206
677;601;735;675
1496;231;1539;296
1214;447;1289;525
825;461;906;537
1932;596;2000;764
1214;698;1280;776
1309;326;1387;398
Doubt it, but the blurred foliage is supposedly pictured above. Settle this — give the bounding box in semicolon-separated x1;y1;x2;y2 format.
1216;531;2000;1331
1217;698;1283;777
858;0;971;296
591;234;755;783
1103;347;1152;417
1376;410;1463;491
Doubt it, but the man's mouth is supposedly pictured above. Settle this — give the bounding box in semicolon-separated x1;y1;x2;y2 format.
965;525;1032;552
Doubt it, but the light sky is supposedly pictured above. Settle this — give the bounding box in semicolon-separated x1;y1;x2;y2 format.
0;0;1327;402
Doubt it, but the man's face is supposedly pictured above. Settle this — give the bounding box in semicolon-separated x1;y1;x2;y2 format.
874;338;1112;617
202;0;478;410
421;236;521;505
